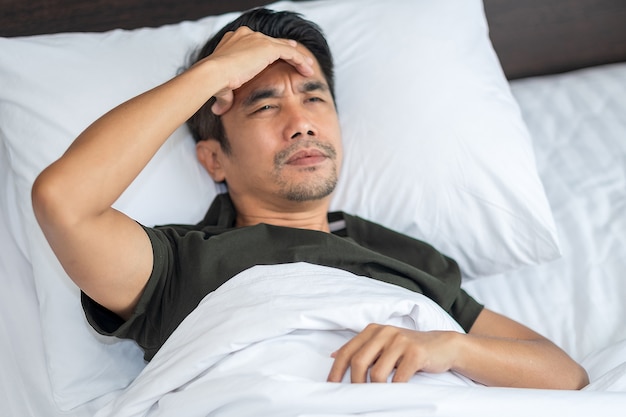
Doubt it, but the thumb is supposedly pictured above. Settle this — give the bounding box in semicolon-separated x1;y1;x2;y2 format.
211;90;234;115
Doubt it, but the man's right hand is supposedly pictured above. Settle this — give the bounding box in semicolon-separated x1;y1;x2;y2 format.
202;26;315;115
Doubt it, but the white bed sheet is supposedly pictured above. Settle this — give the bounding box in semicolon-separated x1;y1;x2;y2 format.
2;62;626;416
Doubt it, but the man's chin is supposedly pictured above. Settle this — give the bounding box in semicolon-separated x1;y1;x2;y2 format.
280;179;337;203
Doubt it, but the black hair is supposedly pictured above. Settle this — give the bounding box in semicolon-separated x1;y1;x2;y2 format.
185;8;335;153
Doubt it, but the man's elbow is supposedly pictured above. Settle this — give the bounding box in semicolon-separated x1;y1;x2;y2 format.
556;363;589;390
571;365;590;390
31;166;75;231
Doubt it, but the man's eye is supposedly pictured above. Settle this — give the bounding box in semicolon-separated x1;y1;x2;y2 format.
308;97;323;103
255;105;274;113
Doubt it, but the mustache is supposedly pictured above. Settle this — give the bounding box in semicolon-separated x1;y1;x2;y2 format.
274;140;338;166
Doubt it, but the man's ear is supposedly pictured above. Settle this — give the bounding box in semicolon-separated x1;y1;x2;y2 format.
196;139;226;183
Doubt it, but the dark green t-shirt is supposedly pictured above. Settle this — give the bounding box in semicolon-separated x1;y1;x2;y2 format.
82;193;483;361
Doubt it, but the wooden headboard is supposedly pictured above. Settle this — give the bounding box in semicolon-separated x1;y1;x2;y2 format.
1;0;625;80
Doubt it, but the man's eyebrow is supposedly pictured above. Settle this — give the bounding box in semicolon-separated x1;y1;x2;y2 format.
242;88;279;108
300;80;329;94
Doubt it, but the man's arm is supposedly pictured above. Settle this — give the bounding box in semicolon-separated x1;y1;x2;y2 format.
31;27;314;319
327;308;589;389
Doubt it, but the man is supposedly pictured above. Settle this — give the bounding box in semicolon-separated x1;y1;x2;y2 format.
31;8;588;389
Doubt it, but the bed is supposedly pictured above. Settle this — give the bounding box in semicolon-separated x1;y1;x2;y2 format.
1;0;626;415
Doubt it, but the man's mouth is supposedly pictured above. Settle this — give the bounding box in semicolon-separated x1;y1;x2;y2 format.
275;140;337;168
285;149;328;165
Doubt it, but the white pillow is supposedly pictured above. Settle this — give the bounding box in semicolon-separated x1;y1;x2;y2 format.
0;0;560;410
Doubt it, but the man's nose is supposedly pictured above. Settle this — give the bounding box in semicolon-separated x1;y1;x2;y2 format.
284;106;317;140
290;129;316;140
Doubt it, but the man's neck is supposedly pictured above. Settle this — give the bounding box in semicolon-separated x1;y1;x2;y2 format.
235;210;331;232
232;196;332;232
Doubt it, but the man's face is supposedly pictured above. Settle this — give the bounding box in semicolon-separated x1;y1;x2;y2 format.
209;46;342;211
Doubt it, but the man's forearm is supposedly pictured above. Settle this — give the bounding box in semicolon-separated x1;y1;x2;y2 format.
451;331;589;389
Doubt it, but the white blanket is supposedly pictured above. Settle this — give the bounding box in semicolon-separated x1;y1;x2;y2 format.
96;263;626;417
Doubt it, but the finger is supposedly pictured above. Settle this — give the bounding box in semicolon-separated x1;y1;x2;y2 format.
391;354;421;383
367;326;418;383
262;37;315;77
327;342;360;382
278;41;315;77
211;91;234;115
350;348;380;383
347;327;389;383
327;329;375;383
327;361;347;383
369;344;405;383
282;49;315;77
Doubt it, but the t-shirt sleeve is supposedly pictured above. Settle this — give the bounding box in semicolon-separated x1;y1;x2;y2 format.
81;224;175;360
449;288;484;332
